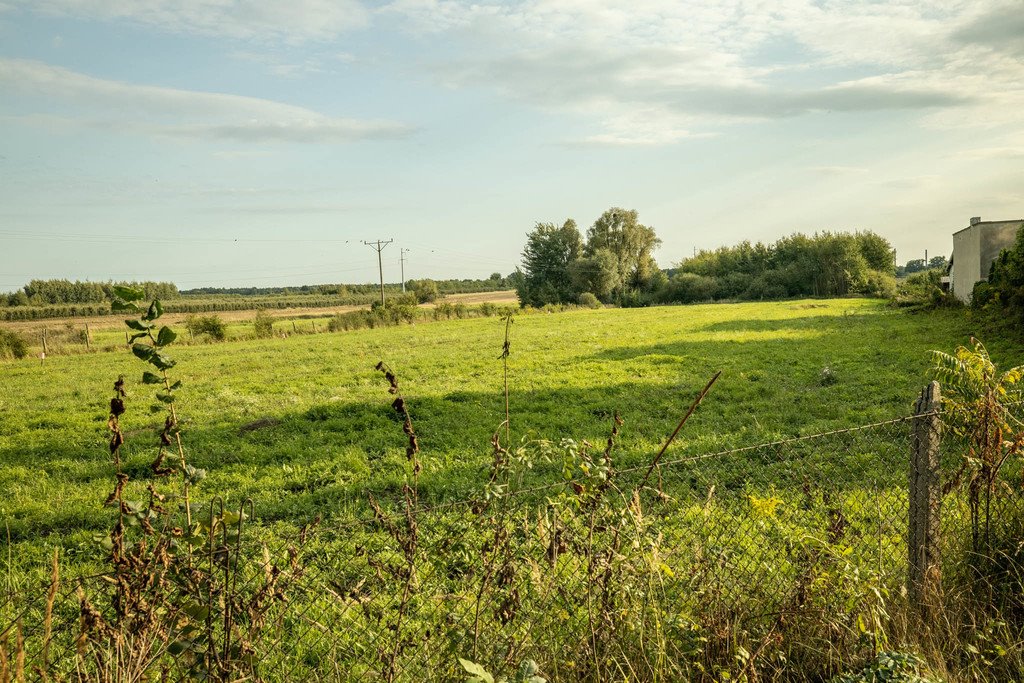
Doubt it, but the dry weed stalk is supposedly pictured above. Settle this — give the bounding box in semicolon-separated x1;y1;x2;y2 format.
372;361;422;683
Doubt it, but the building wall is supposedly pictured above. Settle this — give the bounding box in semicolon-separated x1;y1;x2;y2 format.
951;221;1023;302
980;221;1023;278
951;227;980;302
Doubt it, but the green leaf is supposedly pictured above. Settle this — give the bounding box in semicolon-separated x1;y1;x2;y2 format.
156;391;175;404
149;352;177;371
125;319;155;331
156;326;177;347
144;299;163;322
142;371;163;385
113;285;145;302
111;300;140;313
170;380;183;390
167;640;190;655
130;332;150;342
132;343;155;362
458;658;494;683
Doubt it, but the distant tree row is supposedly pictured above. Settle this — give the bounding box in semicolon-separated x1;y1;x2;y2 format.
0;280;179;307
181;275;508;298
517;217;900;307
515;208;665;307
671;232;897;301
897;255;947;277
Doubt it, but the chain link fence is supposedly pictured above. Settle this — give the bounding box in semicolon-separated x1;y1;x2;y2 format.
3;406;1024;681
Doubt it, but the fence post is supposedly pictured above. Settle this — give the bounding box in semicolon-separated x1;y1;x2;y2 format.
909;381;942;611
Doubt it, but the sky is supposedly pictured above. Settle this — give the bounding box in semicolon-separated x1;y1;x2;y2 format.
1;0;1023;291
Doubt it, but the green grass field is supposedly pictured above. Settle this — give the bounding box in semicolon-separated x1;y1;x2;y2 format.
1;298;1016;574
3;298;1024;680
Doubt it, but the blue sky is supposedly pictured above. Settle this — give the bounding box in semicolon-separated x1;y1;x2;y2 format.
1;0;1022;290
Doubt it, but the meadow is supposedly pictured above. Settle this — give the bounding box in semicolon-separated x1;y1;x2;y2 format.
1;298;1011;575
5;297;1024;680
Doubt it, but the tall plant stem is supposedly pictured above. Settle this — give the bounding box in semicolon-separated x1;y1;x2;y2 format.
163;371;192;530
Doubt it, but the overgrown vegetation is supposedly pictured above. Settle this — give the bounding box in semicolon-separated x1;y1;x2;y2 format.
972;224;1024;329
671;231;897;301
3;300;1023;681
185;314;227;341
891;269;960;310
0;328;28;359
516;217;898;308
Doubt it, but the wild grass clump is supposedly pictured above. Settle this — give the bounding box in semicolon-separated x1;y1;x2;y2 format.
185;314;227;341
0;328;28;359
252;310;275;339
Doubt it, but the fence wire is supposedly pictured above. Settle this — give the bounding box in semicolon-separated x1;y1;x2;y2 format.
4;410;1024;682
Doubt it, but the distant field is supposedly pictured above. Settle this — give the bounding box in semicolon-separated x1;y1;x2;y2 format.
1;297;1017;581
1;290;520;356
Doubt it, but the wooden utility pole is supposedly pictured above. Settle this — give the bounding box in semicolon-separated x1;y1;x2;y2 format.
363;239;393;306
400;248;409;293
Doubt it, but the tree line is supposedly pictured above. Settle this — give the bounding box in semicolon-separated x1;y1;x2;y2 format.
516;209;899;307
1;280;179;308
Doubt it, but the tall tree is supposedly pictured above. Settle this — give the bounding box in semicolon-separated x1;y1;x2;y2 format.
569;248;621;302
517;220;583;306
585;208;662;296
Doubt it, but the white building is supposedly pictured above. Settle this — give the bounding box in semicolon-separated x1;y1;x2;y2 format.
949;217;1023;302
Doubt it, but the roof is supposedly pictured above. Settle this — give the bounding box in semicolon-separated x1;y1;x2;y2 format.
952;219;1024;237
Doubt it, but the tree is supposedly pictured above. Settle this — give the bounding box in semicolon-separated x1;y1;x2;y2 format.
568;249;620;302
409;279;439;304
517;220;583;306
856;231;896;274
584;208;661;298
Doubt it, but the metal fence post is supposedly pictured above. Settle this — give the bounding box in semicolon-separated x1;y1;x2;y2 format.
909;381;942;610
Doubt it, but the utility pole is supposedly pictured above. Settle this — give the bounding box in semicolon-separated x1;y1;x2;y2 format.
363;239;393;306
400;248;409;293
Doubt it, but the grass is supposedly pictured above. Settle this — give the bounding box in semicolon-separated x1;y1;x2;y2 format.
1;298;1015;574
4;297;1024;680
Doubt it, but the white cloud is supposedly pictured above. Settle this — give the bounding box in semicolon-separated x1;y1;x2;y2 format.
0;59;414;143
386;0;1024;145
16;0;370;42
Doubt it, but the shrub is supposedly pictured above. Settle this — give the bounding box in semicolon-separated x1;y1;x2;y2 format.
185;314;227;341
661;273;718;303
891;270;958;310
0;328;28;359
861;270;897;298
578;292;602;309
434;302;455;320
252;310;275;339
411;279;440;304
479;302;497;317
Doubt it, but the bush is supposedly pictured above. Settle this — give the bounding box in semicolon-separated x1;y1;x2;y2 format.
578;292;602;309
0;328;28;359
434;302;454;320
252;311;275;339
661;273;718;304
185;315;227;341
410;279;440;304
479;302;497;317
891;270;958;310
861;270;897;298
